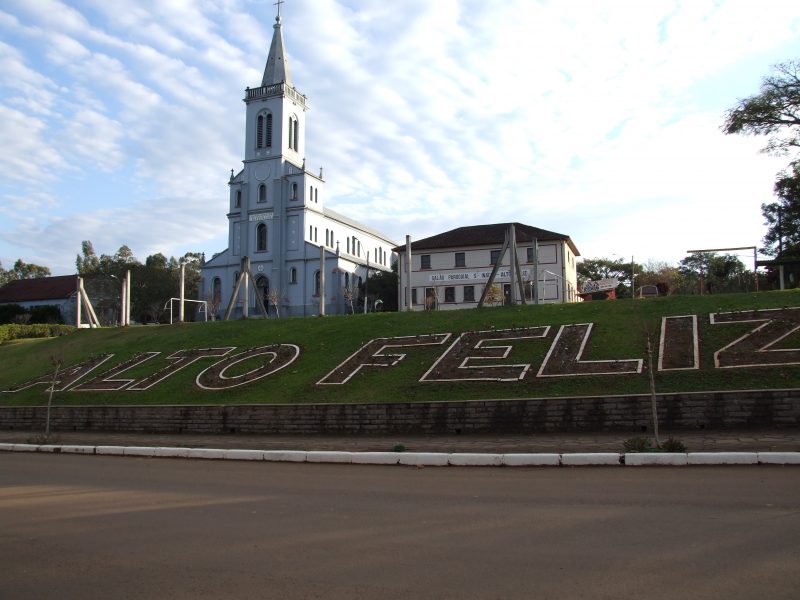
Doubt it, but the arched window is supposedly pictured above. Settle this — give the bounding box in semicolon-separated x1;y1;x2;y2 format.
256;112;273;149
346;238;350;254
258;184;266;203
212;277;221;304
314;187;318;203
289;267;297;284
345;272;350;288
309;225;313;239
256;223;267;252
314;270;321;296
288;115;299;151
256;276;269;310
291;182;298;200
235;190;241;208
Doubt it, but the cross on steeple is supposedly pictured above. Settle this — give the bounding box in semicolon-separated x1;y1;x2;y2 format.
274;0;284;20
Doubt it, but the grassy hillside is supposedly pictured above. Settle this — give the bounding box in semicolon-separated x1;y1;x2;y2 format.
1;290;800;406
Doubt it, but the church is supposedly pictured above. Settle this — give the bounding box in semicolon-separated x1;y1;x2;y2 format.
200;10;397;318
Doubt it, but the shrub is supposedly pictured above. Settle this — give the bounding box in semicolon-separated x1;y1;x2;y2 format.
661;437;687;453
623;436;652;453
0;323;76;342
28;305;64;324
0;304;26;324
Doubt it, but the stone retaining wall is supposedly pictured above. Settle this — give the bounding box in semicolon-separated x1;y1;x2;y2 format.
1;390;798;434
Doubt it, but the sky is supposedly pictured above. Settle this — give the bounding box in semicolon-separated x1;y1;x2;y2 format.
1;0;799;276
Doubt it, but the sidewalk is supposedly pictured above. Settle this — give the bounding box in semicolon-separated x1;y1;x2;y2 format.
1;429;798;453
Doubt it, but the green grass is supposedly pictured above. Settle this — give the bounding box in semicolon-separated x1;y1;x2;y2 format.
1;290;800;406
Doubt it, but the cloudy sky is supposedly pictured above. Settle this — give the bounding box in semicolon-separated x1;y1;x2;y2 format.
1;0;799;275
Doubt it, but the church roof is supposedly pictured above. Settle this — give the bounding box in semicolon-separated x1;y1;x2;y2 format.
261;15;292;87
393;223;580;256
0;275;78;303
324;208;398;246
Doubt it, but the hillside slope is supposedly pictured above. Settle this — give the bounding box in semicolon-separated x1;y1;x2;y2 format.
1;291;799;406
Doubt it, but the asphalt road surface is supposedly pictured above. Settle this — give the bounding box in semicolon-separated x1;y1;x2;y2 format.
1;454;799;599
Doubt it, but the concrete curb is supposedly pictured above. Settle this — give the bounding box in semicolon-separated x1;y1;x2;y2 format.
1;444;799;467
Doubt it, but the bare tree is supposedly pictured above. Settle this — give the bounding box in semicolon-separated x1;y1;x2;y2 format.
342;284;359;315
267;289;285;319
204;291;221;321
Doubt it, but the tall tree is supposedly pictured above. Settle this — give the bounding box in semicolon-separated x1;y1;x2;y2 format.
724;59;800;257
723;59;800;156
678;253;750;294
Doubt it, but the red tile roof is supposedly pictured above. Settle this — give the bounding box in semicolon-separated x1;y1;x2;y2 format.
0;275;78;303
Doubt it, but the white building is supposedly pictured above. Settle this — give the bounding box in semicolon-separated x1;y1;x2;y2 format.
200;12;396;318
395;223;580;310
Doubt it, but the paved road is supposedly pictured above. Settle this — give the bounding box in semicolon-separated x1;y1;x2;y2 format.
1;454;799;599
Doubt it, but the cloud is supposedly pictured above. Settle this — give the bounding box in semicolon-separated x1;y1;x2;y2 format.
1;0;800;274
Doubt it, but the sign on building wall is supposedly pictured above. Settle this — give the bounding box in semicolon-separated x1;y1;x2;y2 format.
429;269;532;283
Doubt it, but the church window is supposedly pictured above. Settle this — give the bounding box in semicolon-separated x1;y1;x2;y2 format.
527;247;534;263
325;229;330;246
412;288;418;305
212;278;221;304
235;190;241;208
330;231;334;247
309;225;313;239
289;267;297;284
346;238;350;254
256;115;263;149
288;116;294;149
258;184;266;203
265;113;272;147
490;249;502;265
291;182;298;200
464;286;475;302
256;223;267;252
455;252;465;268
444;287;455;303
420;254;431;270
314;227;318;242
293;118;299;151
314;187;318;203
345;272;350;288
314;270;321;296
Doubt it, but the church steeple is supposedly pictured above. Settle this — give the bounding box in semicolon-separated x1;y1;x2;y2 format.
261;13;292;87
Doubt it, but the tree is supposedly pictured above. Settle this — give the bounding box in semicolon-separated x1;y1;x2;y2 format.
678;252;750;294
761;161;800;257
76;242;204;323
723;59;800;157
363;262;399;311
724;59;800;258
0;259;51;284
577;257;641;296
